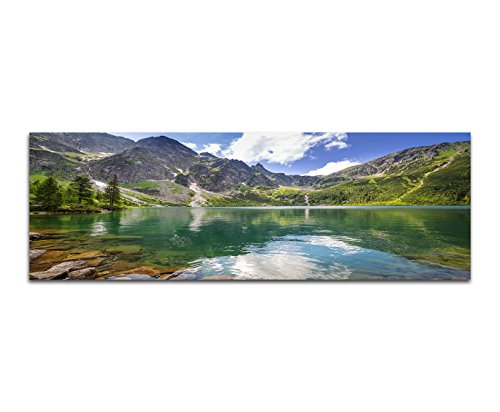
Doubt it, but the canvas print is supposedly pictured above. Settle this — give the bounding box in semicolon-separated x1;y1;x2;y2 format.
29;132;471;281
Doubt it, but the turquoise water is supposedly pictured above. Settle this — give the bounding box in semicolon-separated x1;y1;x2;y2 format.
30;206;471;280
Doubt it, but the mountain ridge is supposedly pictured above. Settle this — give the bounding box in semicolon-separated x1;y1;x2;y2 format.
29;133;471;206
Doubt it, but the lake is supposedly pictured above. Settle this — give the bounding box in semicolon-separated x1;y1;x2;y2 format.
29;206;471;280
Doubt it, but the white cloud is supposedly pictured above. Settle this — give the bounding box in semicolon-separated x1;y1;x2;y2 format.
199;143;223;156
184;142;198;150
325;141;348;150
305;159;360;176
183;142;224;157
223;132;349;164
332;132;348;141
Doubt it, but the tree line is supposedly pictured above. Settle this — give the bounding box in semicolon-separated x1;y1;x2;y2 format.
30;175;123;212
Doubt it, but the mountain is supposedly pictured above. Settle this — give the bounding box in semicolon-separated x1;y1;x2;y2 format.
90;147;180;184
90;136;199;184
90;136;320;191
28;133;471;206
318;141;470;185
30;134;87;179
29;132;136;179
179;157;276;191
192;140;470;206
251;163;320;187
311;141;471;205
135;135;198;161
30;132;135;154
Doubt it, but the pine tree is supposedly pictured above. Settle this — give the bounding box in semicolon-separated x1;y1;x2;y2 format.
63;183;78;205
30;180;40;205
35;176;63;210
70;176;93;204
105;175;121;209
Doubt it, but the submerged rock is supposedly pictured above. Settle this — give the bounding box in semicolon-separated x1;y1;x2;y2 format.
158;273;180;280
107;274;156;281
169;273;198;281
31;250;71;265
86;257;106;267
105;245;142;255
63;250;106;261
121;266;160;276
30;260;87;280
29;249;46;261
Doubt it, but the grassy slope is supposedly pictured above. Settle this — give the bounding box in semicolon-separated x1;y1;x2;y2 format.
29;141;470;207
120;181;194;206
203;147;470;206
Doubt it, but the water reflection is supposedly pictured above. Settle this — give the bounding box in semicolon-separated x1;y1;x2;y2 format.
30;207;471;280
90;221;108;236
189;208;207;232
171;234;469;280
173;237;353;280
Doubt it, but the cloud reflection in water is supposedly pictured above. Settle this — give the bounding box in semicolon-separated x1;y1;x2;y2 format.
172;235;361;280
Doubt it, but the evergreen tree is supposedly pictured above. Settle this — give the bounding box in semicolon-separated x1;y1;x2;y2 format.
70;176;93;204
95;189;105;203
105;175;121;209
35;176;63;210
63;183;78;205
30;180;40;205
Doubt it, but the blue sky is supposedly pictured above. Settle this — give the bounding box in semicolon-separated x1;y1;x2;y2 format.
114;132;470;176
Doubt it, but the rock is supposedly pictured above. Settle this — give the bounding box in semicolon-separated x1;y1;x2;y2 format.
63;251;106;261
29;232;45;241
86;257;106;267
159;273;178;280
97;270;110;275
121;266;160;276
30;260;87;280
100;235;143;240
29;249;46;261
94;261;138;276
105;245;142;255
31;250;71;265
107;274;156;281
170;273;198;281
67;267;96;280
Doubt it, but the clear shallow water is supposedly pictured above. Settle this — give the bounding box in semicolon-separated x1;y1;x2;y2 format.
30;207;471;280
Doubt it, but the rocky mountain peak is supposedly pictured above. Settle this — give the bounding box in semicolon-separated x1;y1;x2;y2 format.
199;152;218;159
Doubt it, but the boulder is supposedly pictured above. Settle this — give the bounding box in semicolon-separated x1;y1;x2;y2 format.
29;249;46;261
30;260;87;280
31;250;71;266
29;232;45;241
67;267;96;280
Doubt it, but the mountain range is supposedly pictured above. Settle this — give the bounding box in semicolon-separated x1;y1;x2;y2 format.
29;133;471;206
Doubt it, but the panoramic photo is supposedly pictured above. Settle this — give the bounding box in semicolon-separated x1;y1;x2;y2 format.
28;132;471;281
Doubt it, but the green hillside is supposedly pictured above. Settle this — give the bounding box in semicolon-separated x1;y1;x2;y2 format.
29;133;471;208
203;141;471;206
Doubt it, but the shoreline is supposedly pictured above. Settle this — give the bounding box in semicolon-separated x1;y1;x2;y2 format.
29;204;471;216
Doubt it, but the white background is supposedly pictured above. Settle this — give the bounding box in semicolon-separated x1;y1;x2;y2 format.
1;1;499;411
